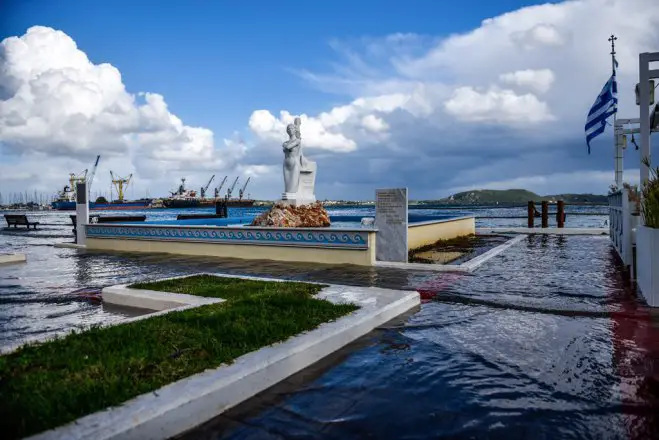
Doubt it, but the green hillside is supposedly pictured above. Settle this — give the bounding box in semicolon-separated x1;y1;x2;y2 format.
429;189;607;205
543;193;608;203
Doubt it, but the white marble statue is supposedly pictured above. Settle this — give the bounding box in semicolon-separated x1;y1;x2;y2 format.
282;118;302;193
281;117;317;205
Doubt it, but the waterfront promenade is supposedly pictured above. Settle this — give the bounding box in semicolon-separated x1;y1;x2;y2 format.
1;205;658;438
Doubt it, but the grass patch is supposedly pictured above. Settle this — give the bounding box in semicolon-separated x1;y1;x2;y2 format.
0;275;357;439
129;274;325;300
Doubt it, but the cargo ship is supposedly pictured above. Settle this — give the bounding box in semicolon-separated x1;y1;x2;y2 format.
161;176;255;209
51;185;153;211
50;164;153;211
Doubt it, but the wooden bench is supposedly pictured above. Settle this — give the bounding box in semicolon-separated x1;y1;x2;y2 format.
4;214;39;230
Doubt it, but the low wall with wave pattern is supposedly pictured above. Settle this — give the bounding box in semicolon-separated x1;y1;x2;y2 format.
85;224;376;266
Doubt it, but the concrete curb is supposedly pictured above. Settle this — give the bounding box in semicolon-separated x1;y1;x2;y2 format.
0;253;26;264
375;234;526;273
53;243;87;249
102;284;224;311
460;234;526;271
27;276;420;440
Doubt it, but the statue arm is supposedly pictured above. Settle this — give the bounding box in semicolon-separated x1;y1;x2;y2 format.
283;138;300;151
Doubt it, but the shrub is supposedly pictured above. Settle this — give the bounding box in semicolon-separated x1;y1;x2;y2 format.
640;157;659;228
623;182;641;214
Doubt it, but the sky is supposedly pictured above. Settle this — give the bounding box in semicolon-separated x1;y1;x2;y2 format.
1;0;658;201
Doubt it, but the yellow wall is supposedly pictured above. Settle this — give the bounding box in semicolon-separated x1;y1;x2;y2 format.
407;217;475;250
86;233;377;266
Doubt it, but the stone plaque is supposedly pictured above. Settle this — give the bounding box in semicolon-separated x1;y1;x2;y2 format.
375;188;408;262
298;162;317;201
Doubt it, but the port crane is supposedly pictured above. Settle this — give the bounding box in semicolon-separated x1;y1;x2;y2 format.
67;169;88;201
86;155;101;197
170;178;186;196
110;171;133;202
200;175;215;199
238;177;251;200
226;177;239;199
214;176;228;198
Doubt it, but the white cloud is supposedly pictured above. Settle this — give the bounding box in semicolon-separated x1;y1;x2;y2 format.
511;24;569;50
499;69;555;93
0;26;246;197
248;109;356;152
444;86;554;123
361;114;388;132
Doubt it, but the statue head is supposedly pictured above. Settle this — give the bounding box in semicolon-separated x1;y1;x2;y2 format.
294;117;301;127
286;123;296;138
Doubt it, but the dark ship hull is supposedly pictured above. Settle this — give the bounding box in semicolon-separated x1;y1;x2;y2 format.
161;199;255;209
51;199;153;211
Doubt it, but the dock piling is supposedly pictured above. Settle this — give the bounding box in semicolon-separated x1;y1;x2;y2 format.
541;201;549;228
527;201;535;228
557;201;565;228
216;200;228;218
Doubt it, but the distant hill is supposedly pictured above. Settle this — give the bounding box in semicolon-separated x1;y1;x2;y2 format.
543;193;608;203
427;189;607;205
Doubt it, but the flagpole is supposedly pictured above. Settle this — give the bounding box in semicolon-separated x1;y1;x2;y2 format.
610;34;622;187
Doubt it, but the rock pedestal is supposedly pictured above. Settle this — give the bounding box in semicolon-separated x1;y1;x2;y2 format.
251;201;330;228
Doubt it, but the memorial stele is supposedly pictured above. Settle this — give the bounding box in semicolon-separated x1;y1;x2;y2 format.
280;117;317;206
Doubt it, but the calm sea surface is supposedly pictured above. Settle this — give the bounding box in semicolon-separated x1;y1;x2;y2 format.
4;205;659;439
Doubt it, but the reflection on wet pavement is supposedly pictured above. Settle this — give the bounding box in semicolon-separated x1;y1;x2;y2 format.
1;213;658;439
174;235;659;440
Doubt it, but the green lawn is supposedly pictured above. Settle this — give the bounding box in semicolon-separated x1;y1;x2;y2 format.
0;275;358;439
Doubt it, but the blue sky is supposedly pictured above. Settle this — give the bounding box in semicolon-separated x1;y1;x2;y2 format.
2;0;560;138
1;0;657;200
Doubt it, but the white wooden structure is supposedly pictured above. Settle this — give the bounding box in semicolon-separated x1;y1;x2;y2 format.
608;188;635;273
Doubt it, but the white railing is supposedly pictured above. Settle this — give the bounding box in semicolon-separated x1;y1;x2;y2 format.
608;188;633;268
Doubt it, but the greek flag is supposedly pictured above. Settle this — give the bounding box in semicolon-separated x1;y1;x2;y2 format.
585;72;618;153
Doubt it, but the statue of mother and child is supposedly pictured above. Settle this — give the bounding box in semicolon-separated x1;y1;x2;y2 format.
281;117;316;205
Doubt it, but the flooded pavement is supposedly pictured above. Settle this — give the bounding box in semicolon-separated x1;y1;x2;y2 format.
0;205;607;349
3;208;658;438
409;234;513;265
174;235;659;440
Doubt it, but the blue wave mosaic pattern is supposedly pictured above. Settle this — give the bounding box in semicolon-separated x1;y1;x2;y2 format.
86;225;369;249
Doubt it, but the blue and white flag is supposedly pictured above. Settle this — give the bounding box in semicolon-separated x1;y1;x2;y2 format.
585;72;618;154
